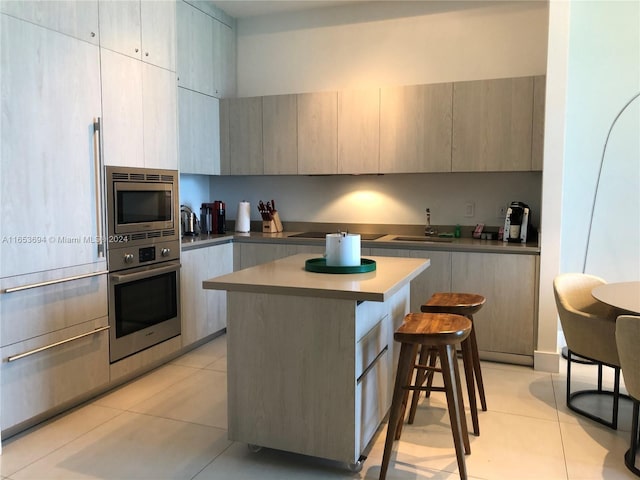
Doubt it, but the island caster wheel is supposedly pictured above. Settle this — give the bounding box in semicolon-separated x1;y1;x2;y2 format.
347;455;366;472
247;444;262;453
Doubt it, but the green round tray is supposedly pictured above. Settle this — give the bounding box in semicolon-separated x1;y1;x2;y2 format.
304;258;376;274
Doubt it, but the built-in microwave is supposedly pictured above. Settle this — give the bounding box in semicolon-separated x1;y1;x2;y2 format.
105;166;179;248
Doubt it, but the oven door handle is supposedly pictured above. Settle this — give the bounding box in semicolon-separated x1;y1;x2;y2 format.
110;262;181;284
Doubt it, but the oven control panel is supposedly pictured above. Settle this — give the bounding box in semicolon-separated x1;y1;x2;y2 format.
108;239;180;271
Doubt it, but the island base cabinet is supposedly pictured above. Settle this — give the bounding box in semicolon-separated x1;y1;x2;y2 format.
1;318;109;435
226;286;409;464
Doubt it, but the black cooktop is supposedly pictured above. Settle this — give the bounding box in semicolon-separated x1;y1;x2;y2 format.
288;232;386;240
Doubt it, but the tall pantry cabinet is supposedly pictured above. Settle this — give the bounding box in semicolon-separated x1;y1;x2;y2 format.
0;0;181;436
0;7;110;435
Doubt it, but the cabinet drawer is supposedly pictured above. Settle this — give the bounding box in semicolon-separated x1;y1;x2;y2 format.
1;317;110;432
357;345;390;453
1;273;107;347
356;316;389;379
355;300;387;342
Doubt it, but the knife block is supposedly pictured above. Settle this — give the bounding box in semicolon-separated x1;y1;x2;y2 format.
262;211;283;233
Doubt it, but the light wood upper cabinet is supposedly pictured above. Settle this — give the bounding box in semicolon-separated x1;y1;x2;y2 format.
532;75;546;171
140;0;176;71
298;92;338;175
338;88;380;174
101;50;144;167
179;88;220;174
452;77;534;172
1;15;104;277
380;83;453;173
177;0;235;98
212;18;236;98
0;1;99;44
142;62;178;170
220;98;231;175
177;0;213;95
98;0;141;59
99;0;176;71
263;95;298;175
228;97;263;175
101;50;178;169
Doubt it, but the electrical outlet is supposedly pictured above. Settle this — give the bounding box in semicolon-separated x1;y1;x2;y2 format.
498;206;507;219
464;202;475;218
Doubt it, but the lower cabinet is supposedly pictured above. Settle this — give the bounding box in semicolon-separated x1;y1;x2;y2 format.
372;246;539;363
370;248;452;313
181;242;233;346
234;242;325;270
451;251;538;359
0;273;110;434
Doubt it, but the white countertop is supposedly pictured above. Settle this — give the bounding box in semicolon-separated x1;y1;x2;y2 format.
203;253;430;302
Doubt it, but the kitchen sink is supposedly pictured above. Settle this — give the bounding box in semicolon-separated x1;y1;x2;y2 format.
392;236;453;243
288;232;387;240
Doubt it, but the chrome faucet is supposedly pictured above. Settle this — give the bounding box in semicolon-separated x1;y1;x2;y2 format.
425;208;437;236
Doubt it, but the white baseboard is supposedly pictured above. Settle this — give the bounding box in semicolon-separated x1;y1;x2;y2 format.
534;349;561;373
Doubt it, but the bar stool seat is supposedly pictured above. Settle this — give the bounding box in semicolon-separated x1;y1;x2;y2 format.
411;293;487;435
380;313;472;480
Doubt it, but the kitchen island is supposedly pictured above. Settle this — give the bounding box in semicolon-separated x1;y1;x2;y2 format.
203;253;429;467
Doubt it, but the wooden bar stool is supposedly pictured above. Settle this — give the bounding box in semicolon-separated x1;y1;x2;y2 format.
379;313;472;480
408;293;487;435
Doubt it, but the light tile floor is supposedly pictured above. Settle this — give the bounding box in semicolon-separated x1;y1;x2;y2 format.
1;334;638;479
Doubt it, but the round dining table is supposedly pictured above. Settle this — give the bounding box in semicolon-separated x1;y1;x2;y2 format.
592;281;640;314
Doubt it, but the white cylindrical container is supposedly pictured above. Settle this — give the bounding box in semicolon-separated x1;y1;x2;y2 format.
236;201;251;232
325;233;361;267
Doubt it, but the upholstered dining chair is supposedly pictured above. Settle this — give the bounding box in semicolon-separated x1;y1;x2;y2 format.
615;315;640;476
553;273;625;429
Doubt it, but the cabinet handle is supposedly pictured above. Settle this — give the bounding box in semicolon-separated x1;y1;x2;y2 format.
357;345;389;384
93;118;105;258
7;326;110;363
3;270;108;294
135;48;139;53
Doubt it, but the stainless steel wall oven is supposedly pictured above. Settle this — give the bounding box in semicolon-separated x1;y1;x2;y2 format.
105;166;181;363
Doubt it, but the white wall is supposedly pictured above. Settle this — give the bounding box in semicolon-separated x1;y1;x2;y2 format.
236;1;548;96
561;1;640;282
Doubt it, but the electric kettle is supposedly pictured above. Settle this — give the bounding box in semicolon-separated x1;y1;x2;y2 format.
180;205;199;236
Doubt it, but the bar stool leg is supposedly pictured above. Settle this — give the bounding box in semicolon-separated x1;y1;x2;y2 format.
408;345;431;424
395;344;419;441
439;344;469;479
380;342;416;480
468;317;487;411
461;336;479;436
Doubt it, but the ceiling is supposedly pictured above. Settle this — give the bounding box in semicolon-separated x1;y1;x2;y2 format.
211;1;368;19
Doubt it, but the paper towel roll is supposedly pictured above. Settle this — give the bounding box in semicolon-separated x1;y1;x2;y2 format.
236;201;251;232
325;233;361;267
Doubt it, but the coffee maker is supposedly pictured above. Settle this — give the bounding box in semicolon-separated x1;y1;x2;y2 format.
201;201;226;234
503;201;530;243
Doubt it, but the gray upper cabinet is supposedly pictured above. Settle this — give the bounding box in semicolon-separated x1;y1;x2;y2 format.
379;83;453;173
1;14;104;278
263;95;298;175
228;97;263;175
99;0;176;71
532;75;546;171
452;77;534;172
298;92;338;175
0;0;99;44
338;88;380;174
